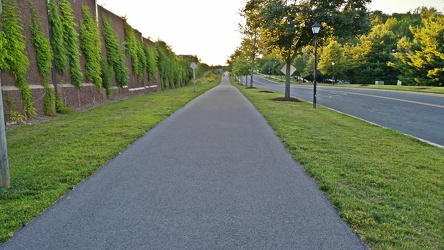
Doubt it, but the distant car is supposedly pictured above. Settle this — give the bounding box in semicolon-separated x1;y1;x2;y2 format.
293;76;306;82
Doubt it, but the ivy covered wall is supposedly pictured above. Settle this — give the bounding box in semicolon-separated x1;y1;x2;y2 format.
0;0;192;122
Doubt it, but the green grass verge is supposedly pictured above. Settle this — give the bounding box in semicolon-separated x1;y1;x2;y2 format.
232;77;444;249
0;79;219;244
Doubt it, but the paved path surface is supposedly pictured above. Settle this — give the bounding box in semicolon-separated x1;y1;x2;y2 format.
1;74;367;249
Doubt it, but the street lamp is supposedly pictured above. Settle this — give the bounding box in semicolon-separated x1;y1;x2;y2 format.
331;61;335;85
312;22;321;109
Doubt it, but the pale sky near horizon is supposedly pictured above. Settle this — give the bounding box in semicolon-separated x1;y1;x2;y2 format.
96;0;444;66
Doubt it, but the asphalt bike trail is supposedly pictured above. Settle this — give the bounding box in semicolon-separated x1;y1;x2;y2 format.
1;73;367;249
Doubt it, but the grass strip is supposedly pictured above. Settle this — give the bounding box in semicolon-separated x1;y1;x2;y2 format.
233;78;444;249
0;79;219;243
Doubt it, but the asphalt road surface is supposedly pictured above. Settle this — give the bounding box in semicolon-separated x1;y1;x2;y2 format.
242;75;444;147
1;73;367;249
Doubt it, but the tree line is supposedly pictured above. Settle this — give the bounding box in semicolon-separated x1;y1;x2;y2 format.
230;0;443;90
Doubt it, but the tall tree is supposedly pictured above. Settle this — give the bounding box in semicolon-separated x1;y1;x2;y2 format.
390;9;444;86
240;0;263;87
246;0;371;98
349;18;399;84
318;38;343;83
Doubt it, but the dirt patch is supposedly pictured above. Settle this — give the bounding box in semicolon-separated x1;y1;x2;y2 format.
271;97;301;102
259;90;274;93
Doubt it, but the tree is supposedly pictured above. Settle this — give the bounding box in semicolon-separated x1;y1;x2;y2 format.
228;45;249;85
239;0;262;88
350;18;399;84
248;0;371;98
232;59;251;85
318;39;343;83
390;9;444;86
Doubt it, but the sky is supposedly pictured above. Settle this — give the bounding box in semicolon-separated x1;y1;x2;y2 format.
96;0;444;66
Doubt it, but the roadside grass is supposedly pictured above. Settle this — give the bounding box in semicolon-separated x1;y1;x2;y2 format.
0;80;219;244
232;78;444;249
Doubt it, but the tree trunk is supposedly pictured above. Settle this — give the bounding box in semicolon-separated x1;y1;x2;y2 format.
250;57;254;88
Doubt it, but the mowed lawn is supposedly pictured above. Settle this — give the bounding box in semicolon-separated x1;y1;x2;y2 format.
233;79;443;249
0;80;219;244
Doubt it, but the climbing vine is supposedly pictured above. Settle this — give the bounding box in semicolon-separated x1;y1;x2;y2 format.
102;15;129;88
155;41;174;90
80;5;102;89
55;93;73;114
100;59;113;96
0;33;7;71
123;20;141;78
59;0;83;87
143;43;158;81
1;0;36;118
47;0;68;74
29;2;56;116
137;40;147;83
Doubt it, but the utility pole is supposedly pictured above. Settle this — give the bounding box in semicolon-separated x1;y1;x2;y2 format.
0;0;11;188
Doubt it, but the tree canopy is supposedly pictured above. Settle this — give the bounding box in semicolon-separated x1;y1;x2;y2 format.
234;0;372;98
233;4;444;87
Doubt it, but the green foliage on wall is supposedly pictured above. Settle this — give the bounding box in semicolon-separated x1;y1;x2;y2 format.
100;59;113;96
80;6;102;89
101;15;129;88
155;40;190;89
143;43;158;81
29;2;56;117
59;0;83;87
1;0;36;118
55;93;73;114
137;40;147;83
4;93;26;123
176;57;189;87
155;41;172;90
123;20;141;78
47;0;68;74
0;33;7;71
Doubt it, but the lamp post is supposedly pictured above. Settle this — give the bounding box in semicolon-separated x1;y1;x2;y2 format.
331;61;335;85
312;22;321;109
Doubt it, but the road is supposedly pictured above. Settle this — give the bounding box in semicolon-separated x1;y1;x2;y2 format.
241;75;444;147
